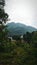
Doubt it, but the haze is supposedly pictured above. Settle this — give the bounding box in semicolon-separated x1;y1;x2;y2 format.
5;0;37;28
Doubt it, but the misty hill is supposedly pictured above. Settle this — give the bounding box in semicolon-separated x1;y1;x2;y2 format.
7;22;37;36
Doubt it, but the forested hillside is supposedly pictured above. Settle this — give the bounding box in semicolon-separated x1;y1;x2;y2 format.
7;22;37;36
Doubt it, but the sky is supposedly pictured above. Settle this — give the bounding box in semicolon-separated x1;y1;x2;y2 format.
5;0;37;28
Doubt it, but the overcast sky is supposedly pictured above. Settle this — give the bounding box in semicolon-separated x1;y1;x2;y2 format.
5;0;37;28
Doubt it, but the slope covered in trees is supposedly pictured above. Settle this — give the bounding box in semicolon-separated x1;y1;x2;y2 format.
7;22;37;36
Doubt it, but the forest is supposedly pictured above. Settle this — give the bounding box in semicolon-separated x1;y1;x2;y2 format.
0;0;37;65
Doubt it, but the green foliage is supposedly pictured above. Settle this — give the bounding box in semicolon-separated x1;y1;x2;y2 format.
23;32;32;43
0;0;8;52
0;0;5;7
0;32;37;65
12;35;21;40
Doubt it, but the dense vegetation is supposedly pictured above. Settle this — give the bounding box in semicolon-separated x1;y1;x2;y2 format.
0;31;37;65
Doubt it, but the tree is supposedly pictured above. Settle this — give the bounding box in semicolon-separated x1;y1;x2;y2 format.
23;32;32;43
0;0;8;52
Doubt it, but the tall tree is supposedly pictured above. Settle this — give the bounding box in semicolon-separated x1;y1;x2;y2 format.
0;0;8;51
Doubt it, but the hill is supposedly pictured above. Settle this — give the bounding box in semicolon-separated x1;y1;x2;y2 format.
7;22;37;36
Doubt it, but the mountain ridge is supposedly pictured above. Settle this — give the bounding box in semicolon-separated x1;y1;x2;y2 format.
7;22;37;36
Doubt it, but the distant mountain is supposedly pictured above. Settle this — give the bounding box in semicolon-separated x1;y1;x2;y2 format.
7;22;37;36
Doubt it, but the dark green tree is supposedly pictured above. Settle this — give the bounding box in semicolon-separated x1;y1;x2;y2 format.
0;0;8;52
23;32;32;43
